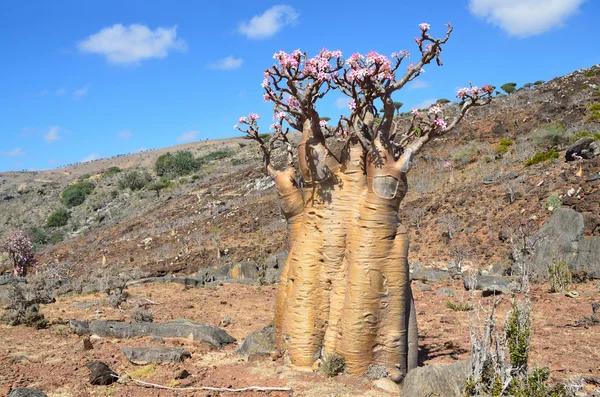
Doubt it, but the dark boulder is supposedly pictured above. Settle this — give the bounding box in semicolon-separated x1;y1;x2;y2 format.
566;138;594;161
122;347;191;365
235;326;275;356
86;361;118;385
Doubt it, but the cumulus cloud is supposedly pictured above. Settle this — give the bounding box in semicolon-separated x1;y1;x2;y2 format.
55;88;66;96
469;0;585;37
77;24;187;64
238;5;299;39
208;56;244;70
335;97;351;109
45;126;61;142
81;153;100;163
72;85;89;100
119;130;133;140
177;131;199;143
0;148;25;157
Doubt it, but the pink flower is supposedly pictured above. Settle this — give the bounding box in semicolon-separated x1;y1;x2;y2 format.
456;88;469;99
411;108;424;117
428;104;442;115
261;78;269;88
419;23;430;32
238;116;247;124
349;101;356;110
319;120;327;127
233;124;238;129
443;161;452;168
263;93;271;101
434;118;447;130
248;113;260;121
273;112;287;120
270;123;281;131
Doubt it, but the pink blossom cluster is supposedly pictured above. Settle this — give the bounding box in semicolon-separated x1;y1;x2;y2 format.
456;83;495;100
411;108;424;117
348;101;357;110
234;113;261;130
270;123;281;131
273;112;287;120
345;51;393;83
0;230;36;276
419;23;430;32
319;120;328;127
428;104;443;115
434;118;447;130
391;50;410;59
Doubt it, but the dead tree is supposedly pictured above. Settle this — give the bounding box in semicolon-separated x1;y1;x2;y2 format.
236;22;494;381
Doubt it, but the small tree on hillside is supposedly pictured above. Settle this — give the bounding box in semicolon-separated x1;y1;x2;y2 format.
501;82;517;94
1;231;37;276
393;101;403;114
236;22;494;380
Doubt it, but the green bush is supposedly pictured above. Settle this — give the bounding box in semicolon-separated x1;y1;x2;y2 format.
585;70;600;77
533;80;545;85
118;169;152;190
495;138;514;155
231;158;242;166
531;124;572;150
501;82;517;94
548;259;571;293
546;193;562;211
451;142;479;164
28;228;62;247
46;209;70;228
508;367;568;397
62;181;94;207
505;299;531;372
588;103;600;121
155;151;200;177
198;150;234;163
446;300;473;311
571;130;600;142
524;151;559;167
103;166;122;177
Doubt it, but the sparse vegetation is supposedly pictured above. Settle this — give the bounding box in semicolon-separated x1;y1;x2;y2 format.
146;180;167;197
524;151;559;167
198;150;234;164
46;209;70;228
548;258;571;293
446;299;473;312
103;166;122;177
570;130;600;142
495;138;514;155
546;193;562;211
319;352;346;377
62;181;94;207
155;151;200;177
531;123;572;151
587;103;600;121
118;169;152;191
451;142;479;164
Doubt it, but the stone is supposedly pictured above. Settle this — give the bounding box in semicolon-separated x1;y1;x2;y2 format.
567;237;600;279
86;361;118;385
585;173;600;182
373;378;400;393
122;347;191;365
566;138;594;161
68;320;91;336
482;175;496;185
411;267;452;283
464;275;510;296
415;283;433;292
235;326;275;356
73;301;101;309
150;336;165;344
7;389;48;397
90;320;236;348
10;355;29;364
175;369;190;379
401;361;470;397
83;337;94;350
589;141;600;157
227;261;259;280
437;288;455;297
528;208;584;280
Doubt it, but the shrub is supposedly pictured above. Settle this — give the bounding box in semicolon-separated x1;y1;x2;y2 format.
146;181;167;197
118;169;152;190
319;352;345;377
588;103;600;121
1;231;36;276
155;151;200;176
501;82;517;94
231;158;242;166
531;124;572;150
546;193;561;211
46;209;70;228
495;138;514;155
446;300;473;312
1;281;52;329
571;130;600;142
586;70;600;77
198;150;234;164
62;181;94;207
524;151;559;167
548;259;571;293
505;299;531;373
103;166;121;177
451;142;479;164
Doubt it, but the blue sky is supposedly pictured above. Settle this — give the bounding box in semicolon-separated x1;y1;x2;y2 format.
1;0;598;171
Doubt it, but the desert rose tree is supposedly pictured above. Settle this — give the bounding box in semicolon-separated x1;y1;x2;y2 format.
1;231;36;277
236;23;494;381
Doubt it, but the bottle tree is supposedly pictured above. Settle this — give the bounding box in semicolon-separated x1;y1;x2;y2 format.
236;22;494;381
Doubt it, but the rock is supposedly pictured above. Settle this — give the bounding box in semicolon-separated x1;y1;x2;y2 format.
86;361;118;385
589;141;600;157
567;237;600;279
414;283;433;292
464;275;510;296
235;326;275;356
411;267;452;283
0;275;27;285
373;378;400;393
7;389;48;397
482;175;496;185
175;369;190;379
10;355;29;364
401;361;469;397
0;276;28;305
150;336;165;344
437;288;455;297
90;320;236;348
73;301;101;309
529;208;584;279
128;276;202;288
68;320;91;335
122;347;191;365
83;337;94;350
227;261;259;280
566;138;594;161
585;173;600;182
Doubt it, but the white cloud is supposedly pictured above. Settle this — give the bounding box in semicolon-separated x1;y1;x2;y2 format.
335;97;351;109
412;98;437;110
238;5;299;39
45;126;61;142
39;89;49;96
81;153;100;163
55;88;66;95
0;148;25;157
469;0;585;37
408;80;430;90
208;56;244;70
177;131;199;143
77;24;187;65
119;130;133;140
72;85;89;99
